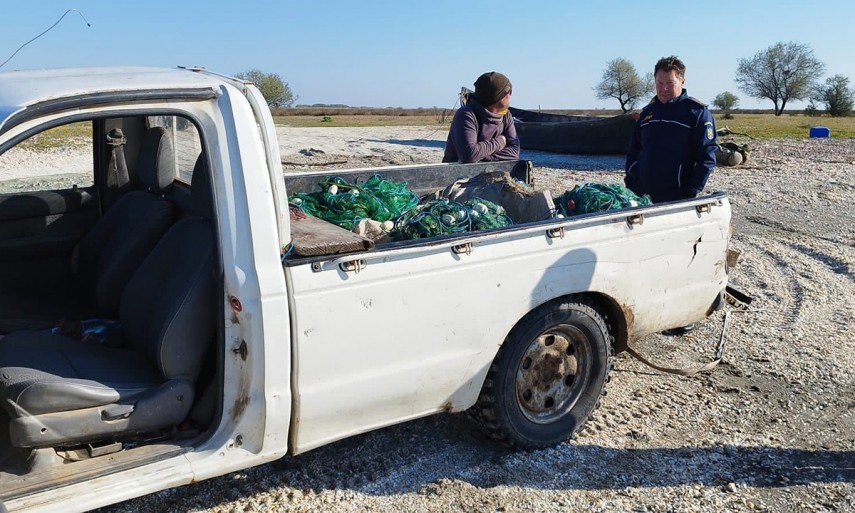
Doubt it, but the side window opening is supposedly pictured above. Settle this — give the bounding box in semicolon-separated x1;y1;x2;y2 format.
0;121;94;194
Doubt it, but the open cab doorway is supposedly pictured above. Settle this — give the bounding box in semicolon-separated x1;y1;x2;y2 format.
0;110;224;505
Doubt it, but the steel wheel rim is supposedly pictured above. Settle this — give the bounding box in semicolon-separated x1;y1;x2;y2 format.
515;324;592;424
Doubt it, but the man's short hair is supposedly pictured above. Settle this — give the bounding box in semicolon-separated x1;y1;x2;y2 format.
655;56;686;79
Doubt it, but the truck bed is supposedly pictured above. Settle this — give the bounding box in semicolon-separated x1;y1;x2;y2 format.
283;160;538;257
282;158;732;266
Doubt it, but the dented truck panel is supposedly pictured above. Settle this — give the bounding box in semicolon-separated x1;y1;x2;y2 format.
284;195;730;453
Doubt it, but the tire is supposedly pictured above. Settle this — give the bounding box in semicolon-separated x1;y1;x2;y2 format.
472;299;612;449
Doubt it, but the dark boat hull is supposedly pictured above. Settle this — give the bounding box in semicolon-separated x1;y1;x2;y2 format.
509;107;635;155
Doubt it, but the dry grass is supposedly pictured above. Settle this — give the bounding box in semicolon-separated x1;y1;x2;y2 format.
12;113;853;152
273;107;450;117
273;111;853;138
273;114;450;128
17;122;91;151
713;113;855;138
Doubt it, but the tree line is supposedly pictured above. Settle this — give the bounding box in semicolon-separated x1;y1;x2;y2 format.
593;41;853;118
238;41;852;118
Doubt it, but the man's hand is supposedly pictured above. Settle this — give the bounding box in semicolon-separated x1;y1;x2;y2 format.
497;135;507;148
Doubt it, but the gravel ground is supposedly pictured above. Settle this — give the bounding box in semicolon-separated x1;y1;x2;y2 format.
91;126;854;512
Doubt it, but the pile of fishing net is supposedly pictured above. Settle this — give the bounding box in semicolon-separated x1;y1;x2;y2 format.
391;198;513;241
554;183;651;217
289;174;515;242
289;175;419;231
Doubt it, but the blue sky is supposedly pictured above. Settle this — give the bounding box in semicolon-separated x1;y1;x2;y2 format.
1;1;853;110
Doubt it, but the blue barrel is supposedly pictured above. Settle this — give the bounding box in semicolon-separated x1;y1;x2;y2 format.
810;126;830;138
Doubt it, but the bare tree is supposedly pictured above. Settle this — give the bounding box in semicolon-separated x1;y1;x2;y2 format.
235;69;298;108
712;91;740;119
594;58;653;113
735;42;825;116
813;74;854;117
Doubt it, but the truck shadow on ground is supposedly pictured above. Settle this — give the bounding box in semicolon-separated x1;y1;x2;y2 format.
274;414;855;492
104;414;853;512
366;138;446;149
518;150;626;172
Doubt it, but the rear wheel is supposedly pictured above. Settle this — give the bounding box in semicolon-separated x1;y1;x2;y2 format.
472;299;612;449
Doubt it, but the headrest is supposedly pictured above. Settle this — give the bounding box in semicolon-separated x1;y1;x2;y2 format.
190;155;213;219
138;126;176;193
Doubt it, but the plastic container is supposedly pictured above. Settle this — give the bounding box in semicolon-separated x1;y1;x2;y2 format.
809;126;831;138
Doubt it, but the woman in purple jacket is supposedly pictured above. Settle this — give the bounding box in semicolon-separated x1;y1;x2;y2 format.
443;71;520;163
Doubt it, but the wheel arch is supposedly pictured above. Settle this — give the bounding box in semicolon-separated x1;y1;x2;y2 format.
514;292;629;353
581;292;629;353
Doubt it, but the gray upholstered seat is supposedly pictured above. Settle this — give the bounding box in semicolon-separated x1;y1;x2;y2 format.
0;127;177;332
0;156;215;448
74;126;178;317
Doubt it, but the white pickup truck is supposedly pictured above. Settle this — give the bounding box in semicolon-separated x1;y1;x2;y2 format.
0;67;731;512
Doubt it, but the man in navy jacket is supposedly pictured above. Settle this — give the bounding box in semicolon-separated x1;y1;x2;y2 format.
443;71;520;163
625;56;717;203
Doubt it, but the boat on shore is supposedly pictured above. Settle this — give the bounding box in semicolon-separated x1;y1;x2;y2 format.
458;88;635;155
508;107;635;155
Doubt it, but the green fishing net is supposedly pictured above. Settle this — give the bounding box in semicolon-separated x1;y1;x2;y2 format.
554;183;651;217
289;175;419;230
391;198;513;241
290;174;516;241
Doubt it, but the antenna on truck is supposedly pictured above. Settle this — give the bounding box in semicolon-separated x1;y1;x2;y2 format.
0;9;92;70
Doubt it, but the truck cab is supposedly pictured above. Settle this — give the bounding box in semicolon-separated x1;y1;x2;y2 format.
0;67;294;512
